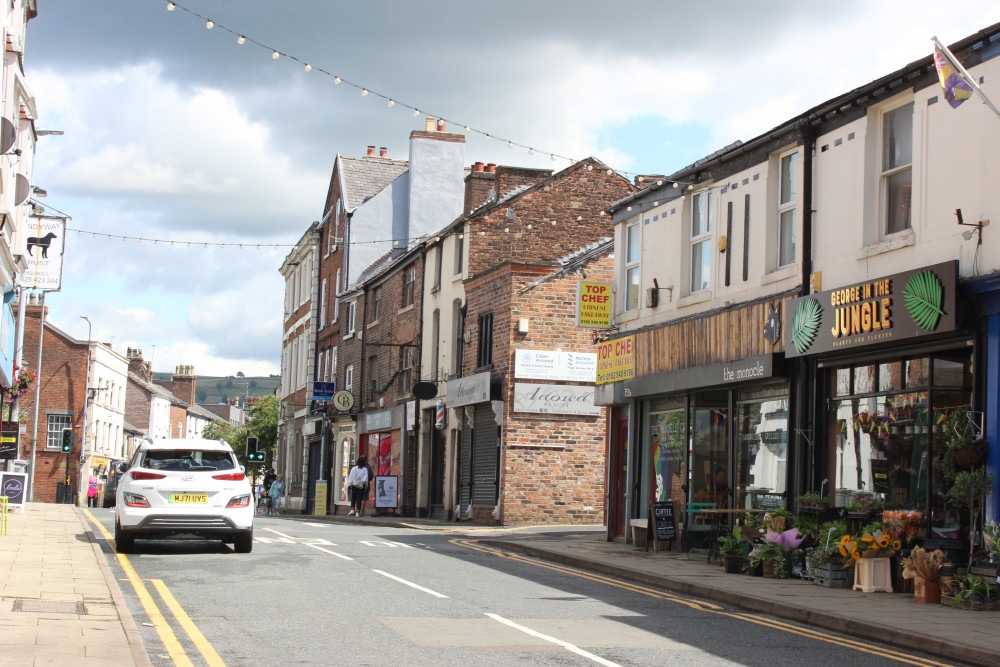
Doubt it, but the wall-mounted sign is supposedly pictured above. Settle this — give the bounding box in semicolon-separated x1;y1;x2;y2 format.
513;383;601;416
595;336;634;385
18;217;66;291
446;371;490;407
514;349;597;382
784;261;958;358
313;381;336;401
576;281;613;328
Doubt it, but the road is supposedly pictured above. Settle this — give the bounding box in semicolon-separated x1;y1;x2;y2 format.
82;509;957;667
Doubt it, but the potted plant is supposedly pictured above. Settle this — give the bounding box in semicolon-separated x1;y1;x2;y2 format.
901;546;945;603
940;409;989;485
941;574;999;611
796;493;830;509
717;525;749;573
840;524;900;593
808;520;850;588
947;466;995;569
750;528;804;579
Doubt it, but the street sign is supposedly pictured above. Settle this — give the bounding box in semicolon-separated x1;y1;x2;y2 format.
332;391;355;412
313;382;336;401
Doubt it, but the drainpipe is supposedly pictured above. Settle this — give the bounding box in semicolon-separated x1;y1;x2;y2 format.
793;127;817;500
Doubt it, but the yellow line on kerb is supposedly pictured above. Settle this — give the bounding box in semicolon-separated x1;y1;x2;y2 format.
83;509;195;667
151;579;226;666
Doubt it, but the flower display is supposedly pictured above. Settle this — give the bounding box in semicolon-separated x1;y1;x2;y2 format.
2;364;35;405
838;528;898;567
882;509;922;542
765;528;804;551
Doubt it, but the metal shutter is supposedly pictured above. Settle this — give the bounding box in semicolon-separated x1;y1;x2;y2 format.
471;403;499;507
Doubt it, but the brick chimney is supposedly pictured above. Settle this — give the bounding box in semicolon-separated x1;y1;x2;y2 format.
171;365;196;405
126;348;152;382
379;146;388;158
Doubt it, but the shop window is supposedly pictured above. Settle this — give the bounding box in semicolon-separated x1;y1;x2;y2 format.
906;358;930;388
854;364;876;394
832;368;851;396
649;409;686;505
689;400;729;508
878;361;904;392
735;398;788;509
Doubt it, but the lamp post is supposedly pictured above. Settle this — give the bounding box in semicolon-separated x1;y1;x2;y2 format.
76;316;92;506
27;293;44;501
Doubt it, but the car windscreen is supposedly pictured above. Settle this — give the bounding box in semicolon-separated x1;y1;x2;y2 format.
140;449;235;472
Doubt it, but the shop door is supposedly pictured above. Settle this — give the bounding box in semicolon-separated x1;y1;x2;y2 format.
608;412;628;539
429;420;446;514
305;440;320;515
689;401;731;511
471;403;499;507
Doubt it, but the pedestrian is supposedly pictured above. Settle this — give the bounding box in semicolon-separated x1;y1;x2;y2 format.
346;456;369;517
87;476;98;508
360;458;375;516
268;474;284;515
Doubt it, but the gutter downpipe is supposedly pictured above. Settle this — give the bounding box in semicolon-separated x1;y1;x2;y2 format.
794;124;817;500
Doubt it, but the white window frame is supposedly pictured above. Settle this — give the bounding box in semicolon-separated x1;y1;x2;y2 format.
347;301;356;335
345;365;354;392
330;348;338;383
372;287;382;323
403;267;416;307
777;150;798;268
47;413;72;449
689;190;712;293
453;234;464;275
320;278;327;326
333;269;341;322
433;246;442;289
880;101;914;236
624;220;641;311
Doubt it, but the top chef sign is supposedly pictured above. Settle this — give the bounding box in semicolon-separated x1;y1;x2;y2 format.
784;261;957;358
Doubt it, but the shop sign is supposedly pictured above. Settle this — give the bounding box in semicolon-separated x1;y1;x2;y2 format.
446;371;490;408
785;261;958;358
576;281;612;328
596;336;634;385
621;354;775;399
514;349;596;382
513;383;600;416
0;421;18;459
365;408;393;432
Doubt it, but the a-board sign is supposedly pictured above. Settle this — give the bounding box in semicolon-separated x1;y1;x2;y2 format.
1;471;27;510
0;421;18;459
374;475;398;509
649;500;677;546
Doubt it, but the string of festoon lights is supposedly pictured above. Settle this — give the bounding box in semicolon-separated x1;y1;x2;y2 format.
160;0;679;185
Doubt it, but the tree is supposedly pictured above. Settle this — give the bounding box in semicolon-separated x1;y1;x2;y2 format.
250;380;258;390
237;371;245;378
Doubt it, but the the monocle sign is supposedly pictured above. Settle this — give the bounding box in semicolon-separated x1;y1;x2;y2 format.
784;261;958;358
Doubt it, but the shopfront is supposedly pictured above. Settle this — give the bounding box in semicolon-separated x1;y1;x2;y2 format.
786;261;977;547
360;405;406;513
332;419;356;513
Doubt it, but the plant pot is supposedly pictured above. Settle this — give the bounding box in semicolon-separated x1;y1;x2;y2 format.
763;562;776;578
953;446;985;469
747;561;763;576
724;555;745;574
853;557;893;593
913;576;941;604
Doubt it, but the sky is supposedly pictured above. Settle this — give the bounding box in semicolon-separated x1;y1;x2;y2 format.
23;0;999;376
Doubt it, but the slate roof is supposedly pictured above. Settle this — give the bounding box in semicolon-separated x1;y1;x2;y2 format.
339;155;408;211
187;403;219;422
129;372;188;407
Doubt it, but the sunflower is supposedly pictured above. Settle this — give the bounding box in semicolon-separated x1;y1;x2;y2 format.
851;550;861;561
868;541;880;551
878;534;892;549
840;535;852;546
860;533;875;543
892;539;902;551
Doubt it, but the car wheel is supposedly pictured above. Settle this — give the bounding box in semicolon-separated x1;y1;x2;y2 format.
115;520;134;553
233;529;253;553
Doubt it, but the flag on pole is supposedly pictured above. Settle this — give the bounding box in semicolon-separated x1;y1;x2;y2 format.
933;42;973;108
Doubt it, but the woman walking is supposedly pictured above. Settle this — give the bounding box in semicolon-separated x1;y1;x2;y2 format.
268;474;284;515
346;456;369;517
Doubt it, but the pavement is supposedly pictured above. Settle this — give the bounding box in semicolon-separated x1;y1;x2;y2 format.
2;502;999;667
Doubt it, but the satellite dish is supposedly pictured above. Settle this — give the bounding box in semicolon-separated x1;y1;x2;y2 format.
412;382;438;400
14;174;30;206
0;118;15;155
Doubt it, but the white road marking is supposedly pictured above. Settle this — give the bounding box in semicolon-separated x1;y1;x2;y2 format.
304;543;354;560
303;522;329;527
485;613;623;667
359;540;414;548
372;570;448;598
263;528;299;539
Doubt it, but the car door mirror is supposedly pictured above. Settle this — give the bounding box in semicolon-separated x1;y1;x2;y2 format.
240;464;246;473
115;461;130;474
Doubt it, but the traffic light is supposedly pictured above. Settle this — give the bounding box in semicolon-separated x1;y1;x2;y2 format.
246;436;264;462
61;428;72;453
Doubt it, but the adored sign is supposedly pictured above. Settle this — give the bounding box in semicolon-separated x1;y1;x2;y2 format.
513;383;600;416
784;261;958;358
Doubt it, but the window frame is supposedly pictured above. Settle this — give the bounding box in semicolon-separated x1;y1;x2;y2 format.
400;346;415;395
454;234;464;275
880;101;914;236
777;150;798;268
477;312;494;368
689;190;712;293
403;266;416;307
372;286;382;323
347;301;356;335
345;365;354;392
624;220;641;311
46;413;72;449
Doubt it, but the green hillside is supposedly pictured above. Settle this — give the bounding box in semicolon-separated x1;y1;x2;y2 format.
151;373;281;405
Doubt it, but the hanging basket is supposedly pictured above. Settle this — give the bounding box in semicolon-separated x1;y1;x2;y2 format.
953;445;985;469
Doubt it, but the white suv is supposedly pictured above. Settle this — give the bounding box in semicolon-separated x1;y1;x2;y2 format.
114;438;254;553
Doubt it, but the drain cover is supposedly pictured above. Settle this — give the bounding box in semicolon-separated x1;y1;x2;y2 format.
12;599;87;615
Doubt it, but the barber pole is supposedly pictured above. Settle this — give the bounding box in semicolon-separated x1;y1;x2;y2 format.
434;400;445;429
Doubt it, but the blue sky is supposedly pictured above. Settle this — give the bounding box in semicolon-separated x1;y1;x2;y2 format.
23;0;999;375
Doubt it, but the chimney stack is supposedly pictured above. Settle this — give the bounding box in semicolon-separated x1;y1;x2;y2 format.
424;116;436;132
379;147;388;158
171;364;196;406
366;145;376;157
485;163;497;173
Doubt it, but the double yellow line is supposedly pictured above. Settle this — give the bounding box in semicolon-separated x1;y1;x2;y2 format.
84;509;225;667
453;539;951;667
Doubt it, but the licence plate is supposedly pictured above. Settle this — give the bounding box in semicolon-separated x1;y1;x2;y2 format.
170;494;208;504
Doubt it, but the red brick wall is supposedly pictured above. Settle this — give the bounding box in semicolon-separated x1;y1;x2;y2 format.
464;171;495;214
18;305;87;504
125;378;151;430
169;405;186;438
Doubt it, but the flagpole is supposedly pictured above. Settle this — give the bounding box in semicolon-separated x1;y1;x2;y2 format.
932;36;1000;119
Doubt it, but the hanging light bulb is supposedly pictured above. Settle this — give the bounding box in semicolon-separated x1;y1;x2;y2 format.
166;2;176;10
528;148;534;155
387;99;395;107
204;243;209;248
484;134;490;141
587;165;593;171
272;51;280;60
550;154;555;161
687;184;694;191
507;141;513;149
361;88;368;96
607;169;613;175
206;20;214;29
464;126;470;133
672;182;679;188
413;108;420;117
304;63;311;72
237;35;246;45
170;241;175;246
334;76;341;84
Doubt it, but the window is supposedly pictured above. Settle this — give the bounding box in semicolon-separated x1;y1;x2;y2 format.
372;287;382;322
47;414;72;449
778;151;798;267
345;365;354;391
400;347;415;395
368;356;379;399
403;267;416;307
318;351;326;384
431;310;440;381
347;301;356;334
454;234;464;275
433;246;442;289
333;270;341;322
624;221;641;311
690;191;712;292
452;301;465;377
477;312;494;367
320;278;327;325
330;348;338;383
881;102;913;235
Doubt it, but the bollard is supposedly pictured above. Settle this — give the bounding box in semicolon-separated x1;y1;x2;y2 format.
0;496;7;536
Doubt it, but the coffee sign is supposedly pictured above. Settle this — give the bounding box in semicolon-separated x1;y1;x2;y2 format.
784;261;957;358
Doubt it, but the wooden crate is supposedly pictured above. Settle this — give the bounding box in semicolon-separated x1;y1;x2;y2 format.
814;563;851;588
